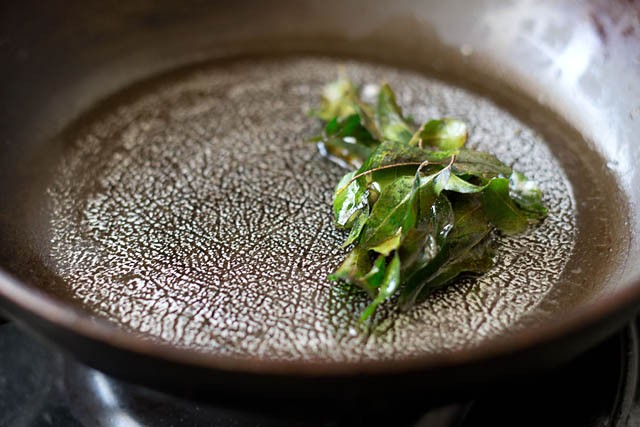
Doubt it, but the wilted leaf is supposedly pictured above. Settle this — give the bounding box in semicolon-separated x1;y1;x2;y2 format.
481;177;530;235
311;78;547;322
360;252;401;321
399;197;493;307
375;84;414;144
328;247;372;288
342;208;369;247
409;118;468;150
409;234;495;307
313;78;358;121
315;114;379;168
333;171;369;229
509;171;547;219
453;149;512;181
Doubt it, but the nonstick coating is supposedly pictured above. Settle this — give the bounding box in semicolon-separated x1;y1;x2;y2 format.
0;0;639;399
45;56;577;360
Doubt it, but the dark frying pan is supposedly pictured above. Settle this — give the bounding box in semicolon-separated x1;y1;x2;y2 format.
1;0;640;402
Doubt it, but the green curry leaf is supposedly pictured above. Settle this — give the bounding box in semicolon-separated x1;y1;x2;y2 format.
481;177;530;235
342;208;369;247
509;171;547;219
452;149;513;181
313;77;358;121
312;78;547;322
375;84;415;144
332;171;369;229
409;118;468;150
360;252;401;322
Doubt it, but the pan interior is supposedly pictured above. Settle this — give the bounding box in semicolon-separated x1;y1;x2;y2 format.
29;56;619;362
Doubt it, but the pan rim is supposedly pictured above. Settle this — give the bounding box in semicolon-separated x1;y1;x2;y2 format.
1;266;639;376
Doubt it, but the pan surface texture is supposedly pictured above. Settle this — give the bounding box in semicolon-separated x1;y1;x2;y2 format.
1;0;639;398
46;56;577;360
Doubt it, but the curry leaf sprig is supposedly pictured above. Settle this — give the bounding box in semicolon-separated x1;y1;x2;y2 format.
311;78;548;322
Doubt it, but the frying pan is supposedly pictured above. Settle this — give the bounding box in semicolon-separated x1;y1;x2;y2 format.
1;0;640;402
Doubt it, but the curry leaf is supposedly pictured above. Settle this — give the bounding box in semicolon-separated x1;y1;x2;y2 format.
443;173;485;194
360;167;450;256
453;149;512;181
400;196;493;308
352;97;383;141
311;78;547;322
409;118;468;150
356;140;454;187
399;194;454;280
342;208;369;247
362;254;388;290
313;78;358;121
325;114;378;148
333;171;369;229
447;195;492;251
360;252;401;322
360;175;415;255
315;114;379;168
407;234;495;307
328;247;372;286
375;84;414;144
317;137;373;170
481;177;530;235
509;171;547;219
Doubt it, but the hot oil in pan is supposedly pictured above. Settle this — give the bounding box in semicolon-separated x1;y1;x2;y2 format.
46;57;578;361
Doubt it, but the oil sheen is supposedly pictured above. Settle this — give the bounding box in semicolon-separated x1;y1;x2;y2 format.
46;57;576;361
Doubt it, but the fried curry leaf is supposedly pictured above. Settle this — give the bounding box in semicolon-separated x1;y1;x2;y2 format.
352;97;383;141
409;118;468;150
481;177;531;235
360;175;415;256
311;78;548;322
332;171;368;229
509;171;547;219
328;247;372;289
399;195;491;307
399;194;454;281
443;173;486;194
406;235;495;308
342;208;369;247
447;195;492;251
314;114;379;168
360;252;401;322
375;84;414;144
360;167;450;256
360;140;453;171
362;254;388;290
452;149;513;181
313;78;358;121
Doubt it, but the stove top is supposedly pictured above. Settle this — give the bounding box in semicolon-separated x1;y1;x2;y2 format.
0;318;638;427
